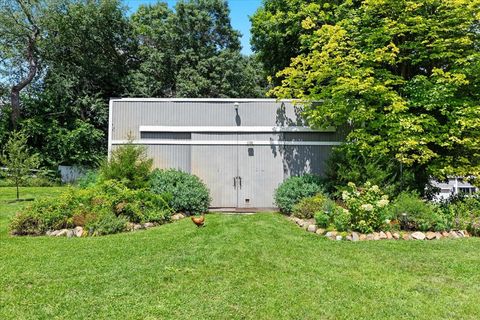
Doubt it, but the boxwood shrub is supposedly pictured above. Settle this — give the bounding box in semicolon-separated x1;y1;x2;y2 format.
149;169;211;214
274;174;324;214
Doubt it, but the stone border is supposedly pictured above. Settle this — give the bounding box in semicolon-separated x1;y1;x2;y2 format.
44;213;188;237
288;216;472;241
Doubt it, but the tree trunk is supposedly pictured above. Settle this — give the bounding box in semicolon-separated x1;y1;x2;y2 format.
10;89;21;129
9;1;40;129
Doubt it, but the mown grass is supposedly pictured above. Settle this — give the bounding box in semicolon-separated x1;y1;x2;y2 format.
1;187;480;319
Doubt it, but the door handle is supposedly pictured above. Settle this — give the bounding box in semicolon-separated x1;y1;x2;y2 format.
238;176;242;189
233;177;237;188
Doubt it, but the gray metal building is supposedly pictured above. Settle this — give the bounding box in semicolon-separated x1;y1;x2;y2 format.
109;98;342;210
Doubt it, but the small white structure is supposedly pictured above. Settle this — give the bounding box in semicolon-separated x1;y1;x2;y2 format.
431;177;478;201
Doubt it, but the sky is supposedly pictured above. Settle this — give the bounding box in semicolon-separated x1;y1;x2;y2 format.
124;0;263;55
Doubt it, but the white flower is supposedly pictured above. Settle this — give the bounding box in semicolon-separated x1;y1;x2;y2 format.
385;219;391;224
342;191;350;201
360;203;374;211
347;182;356;188
376;199;389;208
381;195;389;200
371;185;380;193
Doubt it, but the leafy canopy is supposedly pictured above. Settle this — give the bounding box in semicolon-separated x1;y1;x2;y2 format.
268;0;480;189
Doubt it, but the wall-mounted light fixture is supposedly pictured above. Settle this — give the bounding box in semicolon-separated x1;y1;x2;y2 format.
234;102;239;112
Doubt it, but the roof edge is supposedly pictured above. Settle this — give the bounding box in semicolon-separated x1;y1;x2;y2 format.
109;98;299;103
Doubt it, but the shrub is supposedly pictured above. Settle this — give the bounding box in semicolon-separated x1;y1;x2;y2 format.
333;207;351;232
149;169;211;214
390;192;447;231
77;170;100;189
274;175;324;214
314;211;330;228
341;182;390;233
440;193;480;232
100;142;153;189
292;193;328;219
10;180;173;236
85;211;128;236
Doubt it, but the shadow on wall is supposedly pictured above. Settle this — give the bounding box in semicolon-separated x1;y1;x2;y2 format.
272;102;323;177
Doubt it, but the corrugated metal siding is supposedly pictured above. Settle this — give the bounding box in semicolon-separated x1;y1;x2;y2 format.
191;144;237;208
111;100;309;140
282;145;333;177
237;145;284;208
136;145;191;172
110;99;341;208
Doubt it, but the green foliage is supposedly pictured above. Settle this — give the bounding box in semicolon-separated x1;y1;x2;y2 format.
332;207;351;232
100;143;153;190
340;182;390;233
268;0;480;191
149;169;211;214
0;131;41;199
440;194;480;234
274;174;324;214
250;0;338;83
9;180;172;236
85;212;128;236
314;211;329;228
77;170;100;189
127;0;267;98
292;193;328;219
390;192;448;232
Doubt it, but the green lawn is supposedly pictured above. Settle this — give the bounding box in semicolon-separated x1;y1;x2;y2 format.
1;187;480;319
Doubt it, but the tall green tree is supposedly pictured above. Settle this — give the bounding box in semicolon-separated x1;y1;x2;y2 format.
268;0;480;193
14;0;133;167
250;0;342;83
128;0;267;98
0;0;47;128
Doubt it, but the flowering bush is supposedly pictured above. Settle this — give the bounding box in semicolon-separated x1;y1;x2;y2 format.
341;182;390;233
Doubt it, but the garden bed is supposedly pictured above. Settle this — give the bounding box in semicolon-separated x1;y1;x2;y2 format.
289;216;473;241
42;213;187;238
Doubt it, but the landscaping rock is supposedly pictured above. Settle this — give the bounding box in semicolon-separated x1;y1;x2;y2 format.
442;231;450;238
411;232;426;240
172;213;186;221
456;230;465;238
435;232;442;240
425;232;436;240
336;235;343;241
315;228;325;235
351;232;360;242
379;231;387;239
66;230;74;238
402;233;411;240
373;232;380;241
463;230;470;238
73;226;83;237
392;232;400;240
133;224;143;231
346;235;352;241
449;231;459;239
45;230;53;236
307;224;317;233
325;231;337;239
386;231;393;240
56;229;69;237
366;234;374;241
144;222;154;229
359;234;367;241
